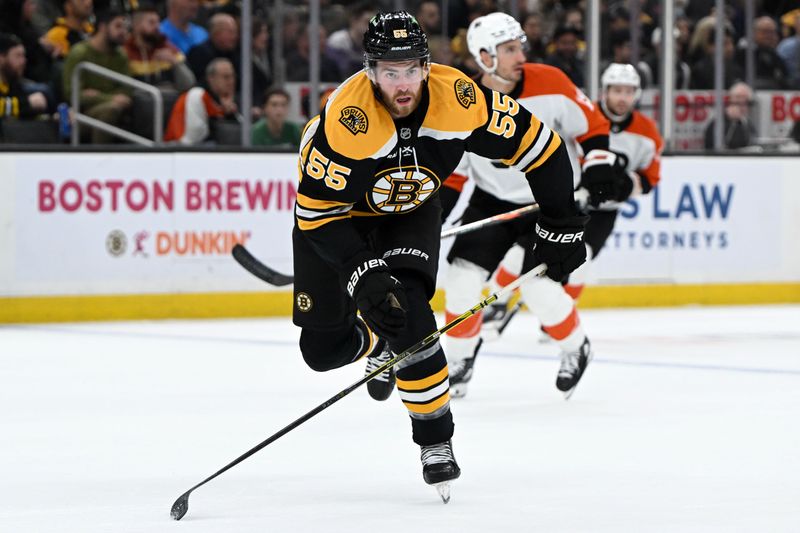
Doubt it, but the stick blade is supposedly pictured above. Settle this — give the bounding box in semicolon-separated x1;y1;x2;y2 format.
231;244;294;286
170;492;190;521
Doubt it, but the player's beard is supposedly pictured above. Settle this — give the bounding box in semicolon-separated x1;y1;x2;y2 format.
381;85;423;118
608;98;632;117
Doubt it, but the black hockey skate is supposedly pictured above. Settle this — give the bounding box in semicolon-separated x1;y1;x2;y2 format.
421;440;461;503
556;337;593;399
448;339;482;399
364;339;395;401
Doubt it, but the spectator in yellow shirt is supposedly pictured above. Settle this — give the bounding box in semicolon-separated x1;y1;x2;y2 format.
42;0;94;59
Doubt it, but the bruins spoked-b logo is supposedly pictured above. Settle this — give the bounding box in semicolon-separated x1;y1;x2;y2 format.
339;106;368;136
368;165;440;214
296;292;313;312
106;230;127;257
454;78;476;109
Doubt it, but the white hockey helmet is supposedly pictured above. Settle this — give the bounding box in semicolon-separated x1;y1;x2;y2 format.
467;12;527;75
601;63;642;101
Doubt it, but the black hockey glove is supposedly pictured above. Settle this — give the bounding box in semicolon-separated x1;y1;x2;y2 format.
344;255;408;341
532;214;589;282
580;149;629;206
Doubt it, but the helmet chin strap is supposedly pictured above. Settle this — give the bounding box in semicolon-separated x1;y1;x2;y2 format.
480;55;515;85
489;71;516;85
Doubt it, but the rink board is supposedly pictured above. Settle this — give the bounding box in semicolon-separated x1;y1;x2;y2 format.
0;152;798;322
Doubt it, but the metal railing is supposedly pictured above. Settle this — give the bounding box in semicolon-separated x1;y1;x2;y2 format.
70;62;164;146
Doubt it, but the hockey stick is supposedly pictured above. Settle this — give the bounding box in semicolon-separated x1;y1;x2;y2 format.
232;244;294;286
440;203;539;239
170;262;547;521
232;203;540;287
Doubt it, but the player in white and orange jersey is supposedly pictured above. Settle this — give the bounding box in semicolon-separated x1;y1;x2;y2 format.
564;63;664;298
440;13;620;399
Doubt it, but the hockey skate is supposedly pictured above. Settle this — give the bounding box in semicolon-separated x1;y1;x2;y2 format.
556;337;593;399
421;440;461;503
364;339;395;401
448;339;482;399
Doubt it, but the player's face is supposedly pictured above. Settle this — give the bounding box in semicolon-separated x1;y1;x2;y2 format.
493;39;526;82
372;60;429;119
605;84;637;116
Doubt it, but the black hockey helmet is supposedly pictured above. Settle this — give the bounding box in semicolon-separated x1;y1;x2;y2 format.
363;11;429;65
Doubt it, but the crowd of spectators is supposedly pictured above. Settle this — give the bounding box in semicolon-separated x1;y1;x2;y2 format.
1;0;800;147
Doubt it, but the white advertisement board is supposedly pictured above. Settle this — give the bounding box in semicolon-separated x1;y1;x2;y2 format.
1;153;798;299
590;157;792;284
3;152;297;296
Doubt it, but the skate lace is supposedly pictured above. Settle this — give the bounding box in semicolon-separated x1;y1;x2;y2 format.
365;345;393;382
558;350;580;376
421;441;454;466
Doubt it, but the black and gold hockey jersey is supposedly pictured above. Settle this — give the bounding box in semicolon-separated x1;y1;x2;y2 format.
294;63;576;272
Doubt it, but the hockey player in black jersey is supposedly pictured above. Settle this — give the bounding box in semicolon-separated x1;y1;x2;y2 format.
291;11;587;501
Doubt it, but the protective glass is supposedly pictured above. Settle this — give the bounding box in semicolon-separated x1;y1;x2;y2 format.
368;62;430;87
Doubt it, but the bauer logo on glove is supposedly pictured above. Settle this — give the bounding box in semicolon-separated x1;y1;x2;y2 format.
347;258;389;297
535;223;584;244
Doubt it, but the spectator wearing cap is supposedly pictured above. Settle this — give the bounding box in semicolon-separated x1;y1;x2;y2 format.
0;32;48;122
62;9;132;143
124;4;195;91
42;0;94;59
251;87;301;148
545;26;585;87
160;0;208;55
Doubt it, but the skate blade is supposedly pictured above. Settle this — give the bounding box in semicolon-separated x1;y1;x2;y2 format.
433;481;452;504
563;353;594;400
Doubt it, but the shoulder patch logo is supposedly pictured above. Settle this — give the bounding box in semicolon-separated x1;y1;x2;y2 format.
339;106;369;135
454;78;477;109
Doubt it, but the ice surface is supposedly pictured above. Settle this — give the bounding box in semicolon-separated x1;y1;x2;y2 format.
1;305;799;532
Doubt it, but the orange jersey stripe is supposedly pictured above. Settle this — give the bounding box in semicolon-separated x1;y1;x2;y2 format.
564;284;584;300
495;266;519;288
445;310;482;338
629;111;664;187
543;306;580;341
518;63;609;144
443;173;468;192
